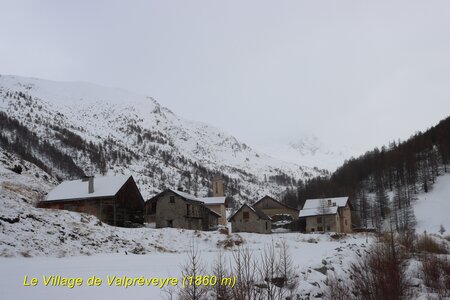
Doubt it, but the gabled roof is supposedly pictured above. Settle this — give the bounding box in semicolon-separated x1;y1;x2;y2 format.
169;189;202;202
148;189;226;206
302;197;350;210
205;207;222;218
299;206;339;218
299;196;351;218
252;195;299;211
45;175;131;202
147;189;224;219
229;204;272;221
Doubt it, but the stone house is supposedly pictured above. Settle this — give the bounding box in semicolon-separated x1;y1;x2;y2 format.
252;195;299;221
229;204;272;234
299;197;352;233
145;189;220;230
38;175;144;227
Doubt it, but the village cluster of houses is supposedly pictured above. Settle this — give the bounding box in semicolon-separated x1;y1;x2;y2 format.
38;174;353;234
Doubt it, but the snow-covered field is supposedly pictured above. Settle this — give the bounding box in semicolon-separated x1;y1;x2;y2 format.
0;231;371;300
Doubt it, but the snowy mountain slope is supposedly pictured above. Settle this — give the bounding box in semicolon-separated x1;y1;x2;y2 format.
0;75;326;202
414;173;450;234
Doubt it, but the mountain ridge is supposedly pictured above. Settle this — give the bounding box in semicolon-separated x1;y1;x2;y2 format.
0;74;326;202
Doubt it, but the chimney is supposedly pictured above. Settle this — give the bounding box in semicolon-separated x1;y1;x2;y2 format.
88;176;94;193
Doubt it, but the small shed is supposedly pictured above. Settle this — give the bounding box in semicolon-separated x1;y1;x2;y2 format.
38;175;144;227
229;204;272;234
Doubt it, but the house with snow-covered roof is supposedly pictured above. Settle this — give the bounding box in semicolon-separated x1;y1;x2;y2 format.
38;175;144;227
299;197;352;233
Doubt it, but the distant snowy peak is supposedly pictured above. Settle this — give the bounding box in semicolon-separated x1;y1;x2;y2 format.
288;135;324;156
253;135;351;171
287;136;351;171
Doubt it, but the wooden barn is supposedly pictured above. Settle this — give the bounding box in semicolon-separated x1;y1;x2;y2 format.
38;175;144;227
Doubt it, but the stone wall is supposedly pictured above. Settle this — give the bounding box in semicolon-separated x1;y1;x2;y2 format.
231;206;271;234
339;205;353;233
305;214;340;233
155;193;203;230
206;204;227;225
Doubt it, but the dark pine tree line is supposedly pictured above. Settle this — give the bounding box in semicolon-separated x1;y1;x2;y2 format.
0;112;85;179
283;116;450;229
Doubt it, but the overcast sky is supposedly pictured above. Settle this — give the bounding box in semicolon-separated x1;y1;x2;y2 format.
2;0;450;161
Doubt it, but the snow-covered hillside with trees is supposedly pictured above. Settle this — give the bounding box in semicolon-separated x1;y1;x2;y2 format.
414;173;450;235
0;75;326;203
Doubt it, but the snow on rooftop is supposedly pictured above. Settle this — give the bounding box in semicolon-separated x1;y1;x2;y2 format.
299;206;338;218
201;196;226;205
45;175;131;201
302;197;349;210
167;190;226;205
169;189;202;202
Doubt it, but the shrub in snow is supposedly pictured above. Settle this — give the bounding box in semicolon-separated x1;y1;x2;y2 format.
420;254;450;298
327;233;412;300
416;232;449;254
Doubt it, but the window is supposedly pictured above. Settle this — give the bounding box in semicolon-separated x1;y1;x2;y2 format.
243;211;249;220
311;228;315;232
327;225;331;231
167;220;173;227
150;202;157;214
186;204;191;216
317;217;322;224
265;222;268;230
64;204;78;211
328;200;332;206
318;226;323;231
169;196;175;203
